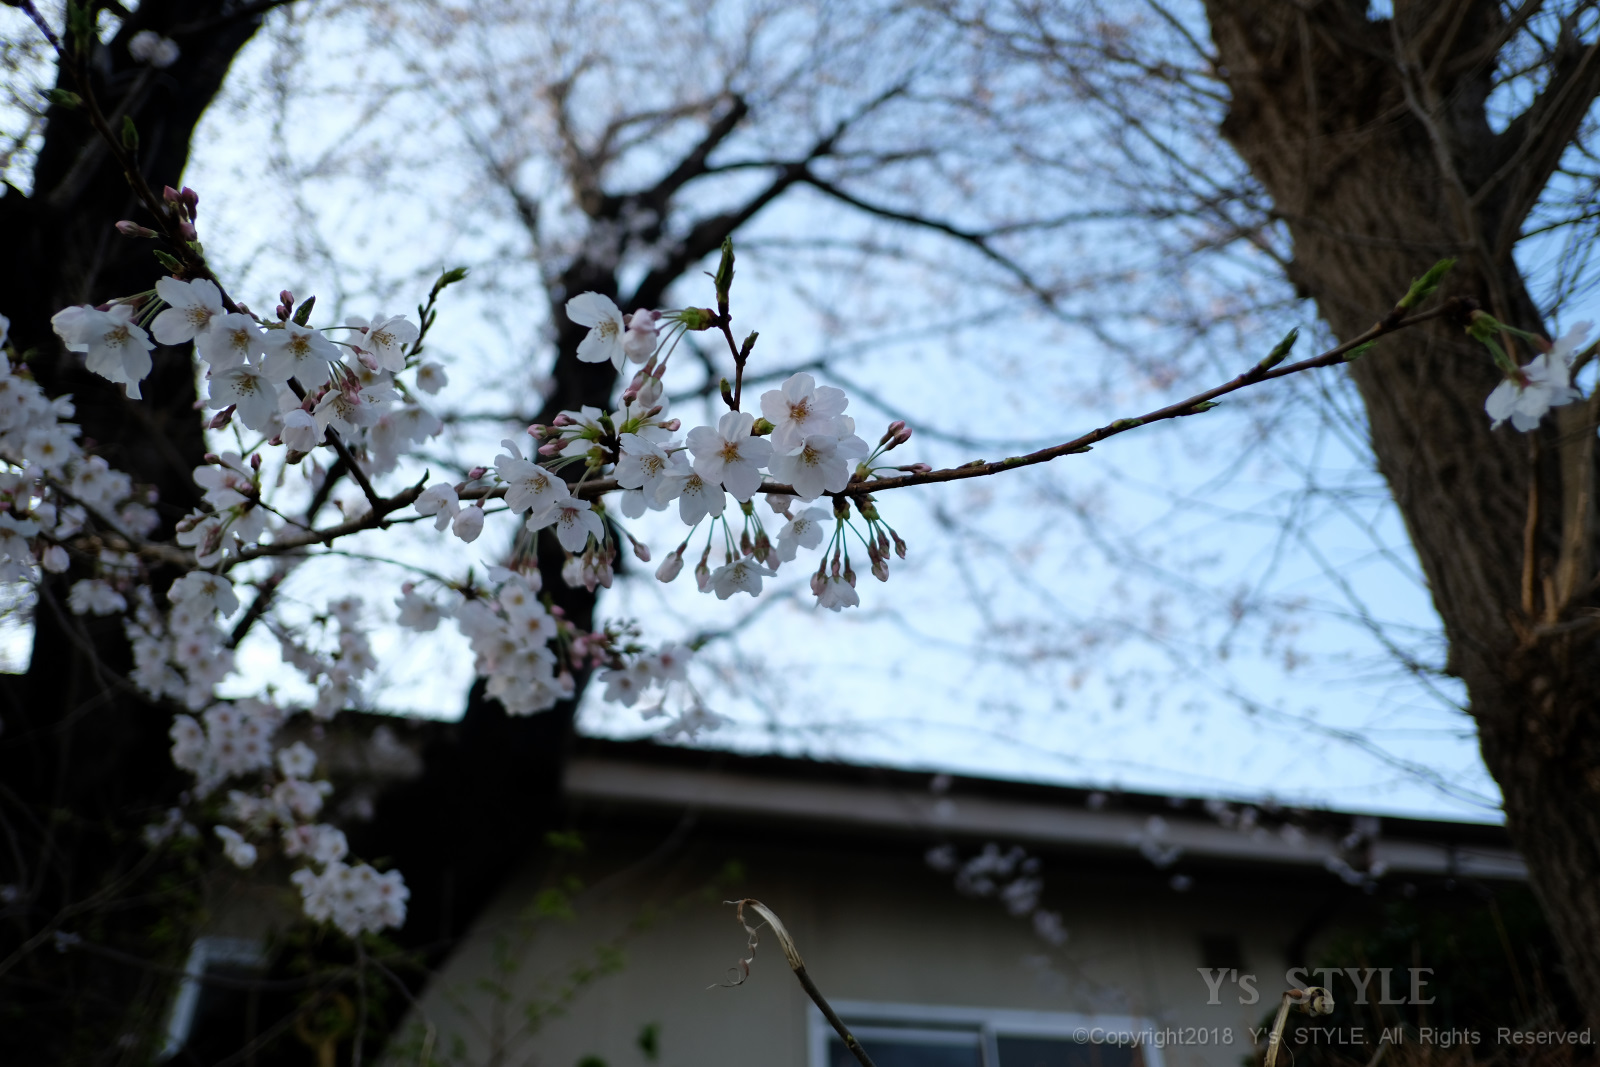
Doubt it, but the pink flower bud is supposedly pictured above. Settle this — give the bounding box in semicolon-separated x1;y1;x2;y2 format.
115;220;158;238
203;453;224;465
177;221;197;240
658;418;680;432
631;539;651;563
526;424;545;437
250;453;262;470
467;466;487;480
872;556;889;582
892;428;912;447
552;413;573;427
655;552;683;582
180;187;199;213
280;290;293;306
163;185;182;205
538;441;562;456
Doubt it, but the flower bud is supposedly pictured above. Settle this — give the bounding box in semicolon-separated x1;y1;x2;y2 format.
115;220;158;238
250;452;262;470
177;221;197;240
655;549;684;583
163;185;182;205
180;186;199;214
552;413;573;427
466;466;487;480
538;441;562;456
631;537;651;563
658;418;681;432
203;453;224;465
872;555;889;582
892;427;912;447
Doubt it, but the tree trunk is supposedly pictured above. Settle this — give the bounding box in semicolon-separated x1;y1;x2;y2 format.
1204;0;1600;1016
0;3;271;1060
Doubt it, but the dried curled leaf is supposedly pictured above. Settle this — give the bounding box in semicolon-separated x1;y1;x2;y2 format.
715;898;804;988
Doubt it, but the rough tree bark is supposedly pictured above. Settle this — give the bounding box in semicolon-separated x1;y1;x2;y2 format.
1203;0;1600;1012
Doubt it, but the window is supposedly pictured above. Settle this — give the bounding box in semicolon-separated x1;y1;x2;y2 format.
810;1002;1161;1067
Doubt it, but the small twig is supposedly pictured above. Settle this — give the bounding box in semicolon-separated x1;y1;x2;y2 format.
722;899;877;1067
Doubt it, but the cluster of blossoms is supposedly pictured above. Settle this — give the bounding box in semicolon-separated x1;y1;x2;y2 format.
406;292;918;618
40;233;934;943
0;315;156;595
127;570;237;710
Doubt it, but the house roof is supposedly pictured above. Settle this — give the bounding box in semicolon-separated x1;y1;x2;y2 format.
564;738;1525;882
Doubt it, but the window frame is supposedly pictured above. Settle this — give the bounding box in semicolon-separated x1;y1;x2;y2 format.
807;1000;1167;1067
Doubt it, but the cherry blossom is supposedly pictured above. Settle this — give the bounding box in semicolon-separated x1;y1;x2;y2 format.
1486;323;1591;431
197;313;267;370
150;277;225;345
276;741;318;779
128;30;180;68
281;409;319;452
496;440;569;513
527;495;605;552
349;314;419;373
710;556;771;599
208;363;281;431
615;433;677;498
52;304;154;398
261;321;340;383
659;465;726;524
768;433;866;500
776;507;831;561
413;482;460;530
68;579;126;615
760;371;849;451
567;292;627;368
215;826;257;869
415;362;448;394
686;411;773;501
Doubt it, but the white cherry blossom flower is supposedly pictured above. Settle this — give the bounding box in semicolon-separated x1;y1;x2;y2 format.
128;30;180;68
777;507;831;561
282;823;348;865
215;826;257;869
68;579;125;615
261;322;340;383
40;545;69;573
208;364;281;431
349;314;418;373
151;277;224;345
169;572;240;616
768;433;863;500
53;304;154;398
313;383;379;435
196;313;267;370
659;466;726;524
615;433;676;498
281;409;319;452
814;573;859;611
496;441;568;513
1486;323;1591;431
567;292;627;368
760;372;849;451
710;556;771;599
276;741;318;779
526;495;604;552
415;362;448;394
396;588;447;631
686;411;773;500
413;482;460;530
